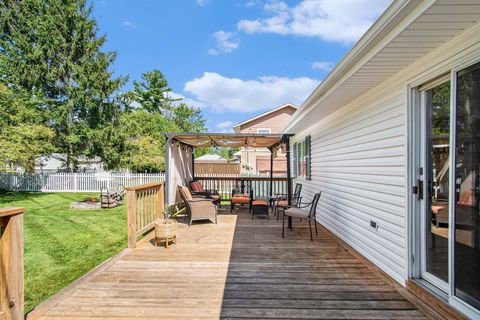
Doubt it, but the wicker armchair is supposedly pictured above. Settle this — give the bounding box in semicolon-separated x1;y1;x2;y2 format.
178;185;218;226
189;181;221;206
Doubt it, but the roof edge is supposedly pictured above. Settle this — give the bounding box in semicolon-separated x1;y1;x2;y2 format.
283;0;427;132
232;103;298;131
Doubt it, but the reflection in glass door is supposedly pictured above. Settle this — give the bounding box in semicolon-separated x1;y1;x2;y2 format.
454;62;480;309
420;80;451;289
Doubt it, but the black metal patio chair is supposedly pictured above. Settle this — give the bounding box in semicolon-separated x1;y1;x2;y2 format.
282;192;321;241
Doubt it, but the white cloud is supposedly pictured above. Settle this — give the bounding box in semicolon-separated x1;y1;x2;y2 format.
208;48;219;55
122;20;134;27
217;120;234;129
169;92;207;109
312;61;334;71
212;31;240;53
237;0;392;44
184;72;319;113
215;120;234;133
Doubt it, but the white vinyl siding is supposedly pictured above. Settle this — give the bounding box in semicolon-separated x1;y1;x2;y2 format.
289;20;480;286
293;89;407;283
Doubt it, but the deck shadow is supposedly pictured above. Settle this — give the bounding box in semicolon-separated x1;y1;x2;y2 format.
218;210;427;319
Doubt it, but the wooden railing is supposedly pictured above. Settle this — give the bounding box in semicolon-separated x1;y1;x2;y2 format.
0;207;25;319
126;182;165;249
194;176;288;200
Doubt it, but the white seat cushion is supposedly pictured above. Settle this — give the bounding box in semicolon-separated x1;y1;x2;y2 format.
284;207;309;219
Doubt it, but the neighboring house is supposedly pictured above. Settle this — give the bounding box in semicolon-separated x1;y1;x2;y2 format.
194;154;227;163
35;153;105;173
233;103;296;175
283;1;480;318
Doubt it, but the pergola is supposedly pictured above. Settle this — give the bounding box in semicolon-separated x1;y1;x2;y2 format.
164;132;294;205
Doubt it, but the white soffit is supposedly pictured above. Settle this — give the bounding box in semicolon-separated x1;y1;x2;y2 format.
284;0;480;133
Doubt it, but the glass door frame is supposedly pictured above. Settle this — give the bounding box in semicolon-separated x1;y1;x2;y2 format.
408;57;480;319
448;62;480;319
418;80;451;293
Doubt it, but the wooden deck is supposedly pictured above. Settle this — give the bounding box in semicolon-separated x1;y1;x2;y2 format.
29;209;439;319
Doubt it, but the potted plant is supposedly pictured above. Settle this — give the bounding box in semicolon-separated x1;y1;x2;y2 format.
154;207;178;249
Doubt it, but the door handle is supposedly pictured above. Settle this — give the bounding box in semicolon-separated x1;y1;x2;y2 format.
413;180;424;200
417;179;423;200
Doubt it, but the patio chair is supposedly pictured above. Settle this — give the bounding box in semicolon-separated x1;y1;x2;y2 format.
189;181;221;207
231;182;253;213
273;183;302;220
178;185;218;226
282;192;321;241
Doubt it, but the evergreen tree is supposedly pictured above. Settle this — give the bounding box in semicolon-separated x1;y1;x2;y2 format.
131;69;178;115
0;0;126;171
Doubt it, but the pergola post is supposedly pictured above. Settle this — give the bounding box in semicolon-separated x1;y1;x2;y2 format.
269;147;274;198
191;146;195;180
283;135;293;229
164;136;172;206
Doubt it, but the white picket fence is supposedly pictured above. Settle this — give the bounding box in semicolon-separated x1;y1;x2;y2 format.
0;172;165;192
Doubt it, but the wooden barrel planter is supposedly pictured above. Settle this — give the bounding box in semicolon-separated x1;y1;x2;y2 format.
154;219;177;249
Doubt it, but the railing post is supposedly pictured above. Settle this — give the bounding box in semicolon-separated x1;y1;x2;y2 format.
156;184;164;219
0;208;25;319
126;189;136;249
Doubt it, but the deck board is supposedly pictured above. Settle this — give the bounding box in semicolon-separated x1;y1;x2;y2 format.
29;210;433;319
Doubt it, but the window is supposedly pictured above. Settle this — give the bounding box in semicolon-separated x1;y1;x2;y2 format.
295;136;311;180
256;128;271;134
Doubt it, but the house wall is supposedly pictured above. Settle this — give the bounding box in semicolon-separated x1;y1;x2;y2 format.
239;106;296;134
291;22;480;285
238;106;295;175
293;89;406;283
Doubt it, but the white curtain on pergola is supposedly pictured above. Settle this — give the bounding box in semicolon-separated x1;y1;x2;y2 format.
165;140;193;205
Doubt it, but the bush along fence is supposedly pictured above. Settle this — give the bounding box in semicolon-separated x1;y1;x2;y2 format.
0;172;165;192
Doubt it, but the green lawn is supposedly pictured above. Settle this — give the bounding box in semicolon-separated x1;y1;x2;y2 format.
0;192;127;313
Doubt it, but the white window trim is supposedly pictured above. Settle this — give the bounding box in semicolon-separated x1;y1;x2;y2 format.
256;128;271;134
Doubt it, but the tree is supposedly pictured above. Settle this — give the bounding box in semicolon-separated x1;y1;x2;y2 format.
172;103;207;133
115;69;208;172
116;110;178;172
132;70;178;115
0;0;126;171
0;84;54;172
131;69;206;133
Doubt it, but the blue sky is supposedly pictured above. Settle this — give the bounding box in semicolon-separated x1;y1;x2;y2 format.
93;0;391;131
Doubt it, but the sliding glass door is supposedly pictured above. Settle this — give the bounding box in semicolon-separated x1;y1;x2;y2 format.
414;61;480;316
454;62;480;310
